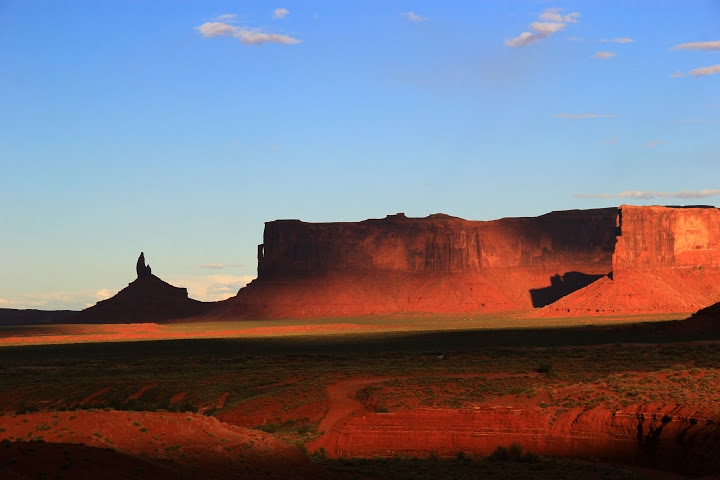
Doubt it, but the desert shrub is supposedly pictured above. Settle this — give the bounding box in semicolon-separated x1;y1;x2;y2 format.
456;451;470;461
255;422;279;433
297;423;316;436
536;362;553;375
489;443;537;463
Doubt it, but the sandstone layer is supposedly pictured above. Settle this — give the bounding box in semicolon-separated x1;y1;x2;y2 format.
324;405;720;475
223;205;720;319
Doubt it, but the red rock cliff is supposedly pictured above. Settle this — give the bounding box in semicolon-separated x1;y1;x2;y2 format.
539;205;720;317
613;205;720;272
225;209;618;318
222;205;720;319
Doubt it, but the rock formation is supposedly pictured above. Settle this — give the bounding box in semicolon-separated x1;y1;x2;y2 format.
62;254;215;324
538;205;720;316
221;205;720;319
323;405;720;475
136;252;152;278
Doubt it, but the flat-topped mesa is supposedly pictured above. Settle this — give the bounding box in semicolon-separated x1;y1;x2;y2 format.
225;208;619;319
257;208;618;278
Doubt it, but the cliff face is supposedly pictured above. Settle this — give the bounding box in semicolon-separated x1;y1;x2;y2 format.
259;209;617;277
613;205;720;272
225;205;720;319
539;205;720;317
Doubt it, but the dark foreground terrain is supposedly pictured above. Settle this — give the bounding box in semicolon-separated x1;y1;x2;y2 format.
1;313;720;478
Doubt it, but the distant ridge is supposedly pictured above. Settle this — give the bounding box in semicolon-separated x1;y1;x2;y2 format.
0;309;78;327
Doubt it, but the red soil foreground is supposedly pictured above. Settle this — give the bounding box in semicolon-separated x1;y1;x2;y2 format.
0;410;335;479
306;376;720;476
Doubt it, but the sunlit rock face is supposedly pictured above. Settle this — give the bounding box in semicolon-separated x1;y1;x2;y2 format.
223;205;720;319
541;205;720;317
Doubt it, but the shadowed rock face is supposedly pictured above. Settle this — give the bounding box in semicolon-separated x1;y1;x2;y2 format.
136;252;152;278
62;274;214;324
62;254;215;324
224;205;720;319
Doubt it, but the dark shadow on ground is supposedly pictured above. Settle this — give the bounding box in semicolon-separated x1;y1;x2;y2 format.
529;272;607;308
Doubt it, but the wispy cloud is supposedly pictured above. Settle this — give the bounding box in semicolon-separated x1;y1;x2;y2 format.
95;289;117;302
574;189;720;199
538;8;579;23
689;64;720;77
195;14;300;45
601;37;634;44
555;113;616;119
669;71;684;78
273;8;289;19
405;12;427;23
603;137;617;146
505;8;579;48
673;40;720;51
197;263;224;269
167;274;255;302
216;14;237;23
645;140;663;147
592;51;616;60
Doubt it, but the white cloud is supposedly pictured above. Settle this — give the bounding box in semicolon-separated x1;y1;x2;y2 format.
405;12;427;23
539;8;579;23
645;140;663;147
670;71;684;78
95;289;117;301
215;14;237;23
195;21;300;45
529;22;567;36
574;189;720;199
235;28;299;45
592;51;616;59
673;40;720;51
273;8;289;19
167;274;256;302
555;113;616;119
197;21;238;38
601;37;634;44
689;64;720;77
505;8;579;47
197;263;224;269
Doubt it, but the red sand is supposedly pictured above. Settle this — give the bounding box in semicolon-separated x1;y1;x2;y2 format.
0;410;336;479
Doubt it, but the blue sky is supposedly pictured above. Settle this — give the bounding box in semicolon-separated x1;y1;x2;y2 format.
1;1;719;309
